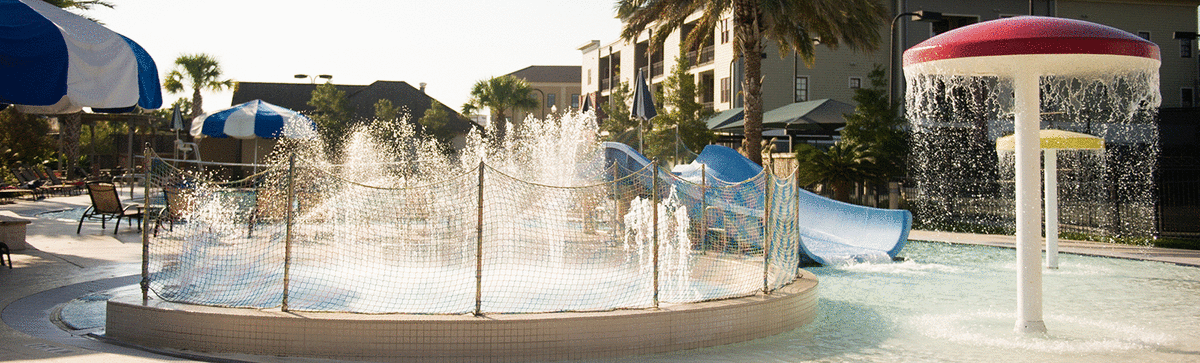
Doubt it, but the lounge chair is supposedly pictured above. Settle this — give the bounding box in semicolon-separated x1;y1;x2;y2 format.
9;168;46;199
31;167;76;196
78;182;143;234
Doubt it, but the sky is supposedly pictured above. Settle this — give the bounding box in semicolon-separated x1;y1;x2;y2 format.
85;0;624;115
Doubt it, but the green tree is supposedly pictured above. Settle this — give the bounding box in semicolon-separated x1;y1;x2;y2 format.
0;109;56;185
644;54;715;164
163;53;233;120
43;0;113;10
461;75;538;143
598;81;635;144
308;81;353;154
43;0;113;21
841;65;905;182
794;140;877;202
373;99;400;123
617;0;886;165
146;98;193;130
418;100;457;149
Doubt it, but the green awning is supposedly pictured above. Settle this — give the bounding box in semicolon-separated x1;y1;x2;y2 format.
705;107;744;130
711;99;853;132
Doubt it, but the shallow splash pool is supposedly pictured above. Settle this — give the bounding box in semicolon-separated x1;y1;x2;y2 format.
619;241;1200;362
55;238;1199;361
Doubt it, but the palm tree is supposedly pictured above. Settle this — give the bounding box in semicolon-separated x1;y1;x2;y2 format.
461;76;538;143
795;141;878;202
163;54;233;120
617;0;886;165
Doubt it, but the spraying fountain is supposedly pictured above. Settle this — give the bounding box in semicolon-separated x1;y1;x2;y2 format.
904;16;1160;333
104;113;823;361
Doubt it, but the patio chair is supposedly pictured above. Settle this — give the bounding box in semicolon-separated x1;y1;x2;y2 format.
153;186;191;236
78;182;143;234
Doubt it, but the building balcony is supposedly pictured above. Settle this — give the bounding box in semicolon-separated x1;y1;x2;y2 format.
688;46;715;68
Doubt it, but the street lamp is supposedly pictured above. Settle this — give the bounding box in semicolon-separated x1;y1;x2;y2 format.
531;88;545;120
889;10;942;106
294;74;333;84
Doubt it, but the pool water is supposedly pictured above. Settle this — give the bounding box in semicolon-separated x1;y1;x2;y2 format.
618;241;1200;362
56;235;1198;362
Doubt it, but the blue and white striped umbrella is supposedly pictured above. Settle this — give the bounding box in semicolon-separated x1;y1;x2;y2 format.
0;0;162;114
191;100;317;140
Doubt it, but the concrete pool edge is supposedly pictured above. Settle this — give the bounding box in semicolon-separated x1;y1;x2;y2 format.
105;270;818;363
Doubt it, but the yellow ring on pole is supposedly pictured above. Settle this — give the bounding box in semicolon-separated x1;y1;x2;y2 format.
995;129;1105;151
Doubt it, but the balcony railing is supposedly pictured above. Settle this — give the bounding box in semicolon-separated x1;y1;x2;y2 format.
688;46;715;68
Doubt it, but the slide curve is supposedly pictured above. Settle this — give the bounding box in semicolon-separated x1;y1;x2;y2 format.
602;142;911;265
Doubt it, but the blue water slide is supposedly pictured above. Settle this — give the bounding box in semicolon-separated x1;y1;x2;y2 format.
601;142;911;265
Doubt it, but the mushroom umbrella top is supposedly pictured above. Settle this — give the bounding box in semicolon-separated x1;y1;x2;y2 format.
0;0;162;114
995;129;1105;151
903;16;1159;77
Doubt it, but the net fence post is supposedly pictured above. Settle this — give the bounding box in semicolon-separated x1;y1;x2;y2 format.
141;144;151;304
764;173;773;295
700;164;707;253
652;160;660;309
795;172;802;278
475;161;485;316
282;153;295;312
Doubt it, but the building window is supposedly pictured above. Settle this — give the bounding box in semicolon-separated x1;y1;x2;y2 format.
587;69;592;85
547;93;556;108
849;77;862;89
1182;88;1194;107
1138;31;1151;41
721;77;731;103
932;15;979;35
720;19;730;44
1181;39;1193;58
794;76;809;102
571;94;580;109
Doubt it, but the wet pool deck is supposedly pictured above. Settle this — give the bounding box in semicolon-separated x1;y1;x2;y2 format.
1;193;1197;362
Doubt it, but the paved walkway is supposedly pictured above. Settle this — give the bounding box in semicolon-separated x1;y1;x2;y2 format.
1;194;1198;362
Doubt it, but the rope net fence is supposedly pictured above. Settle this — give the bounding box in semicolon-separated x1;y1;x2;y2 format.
142;149;804;314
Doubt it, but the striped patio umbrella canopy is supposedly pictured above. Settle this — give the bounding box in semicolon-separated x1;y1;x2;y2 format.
0;0;162;114
191;100;316;139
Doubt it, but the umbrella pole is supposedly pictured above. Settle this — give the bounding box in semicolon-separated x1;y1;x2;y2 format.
173;129;179;166
253;139;259;175
127;118;134;172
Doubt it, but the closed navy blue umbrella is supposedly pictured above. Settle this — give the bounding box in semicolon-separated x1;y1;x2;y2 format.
630;70;656;153
630;70;657;120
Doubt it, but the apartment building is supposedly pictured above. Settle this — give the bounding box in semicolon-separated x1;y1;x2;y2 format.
580;0;1200;127
504;65;582;122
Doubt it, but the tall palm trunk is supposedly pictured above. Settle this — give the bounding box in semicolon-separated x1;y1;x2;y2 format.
493;110;508;144
190;87;203;120
61;111;81;179
734;0;764;165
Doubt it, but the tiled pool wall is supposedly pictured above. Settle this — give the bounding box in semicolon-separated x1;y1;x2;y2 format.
106;271;817;362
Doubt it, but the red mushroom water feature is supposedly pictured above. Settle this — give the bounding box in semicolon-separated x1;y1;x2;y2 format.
903;16;1160;333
